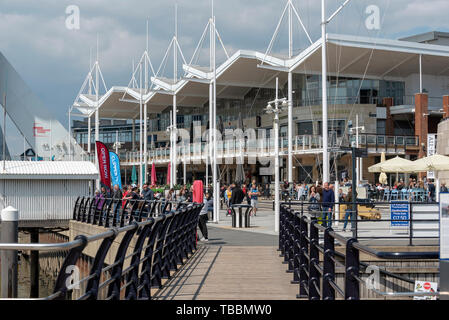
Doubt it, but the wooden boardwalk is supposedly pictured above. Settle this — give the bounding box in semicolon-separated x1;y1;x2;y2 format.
153;245;299;300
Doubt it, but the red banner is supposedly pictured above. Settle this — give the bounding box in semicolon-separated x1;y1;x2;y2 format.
96;141;111;191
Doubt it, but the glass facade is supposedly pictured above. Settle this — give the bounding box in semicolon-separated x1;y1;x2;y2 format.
294;74;404;107
75;128;138;145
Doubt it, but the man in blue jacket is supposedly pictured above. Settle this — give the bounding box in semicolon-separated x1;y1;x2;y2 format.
322;182;335;228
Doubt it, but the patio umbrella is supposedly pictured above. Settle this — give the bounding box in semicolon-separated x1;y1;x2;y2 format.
235;162;245;184
410;154;449;172
151;162;156;186
167;162;171;185
409;154;449;201
235;112;245;184
368;156;415;173
379;152;388;185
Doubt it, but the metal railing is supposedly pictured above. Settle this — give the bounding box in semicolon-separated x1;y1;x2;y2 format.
279;204;439;300
72;197;191;228
281;200;440;245
0;201;203;300
121;133;419;164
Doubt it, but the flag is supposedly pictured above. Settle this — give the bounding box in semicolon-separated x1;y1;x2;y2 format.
131;165;137;184
151;162;156;186
109;151;122;189
167;162;171;185
96;141;111;192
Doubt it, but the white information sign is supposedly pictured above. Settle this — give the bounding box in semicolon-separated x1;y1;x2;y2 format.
413;281;438;300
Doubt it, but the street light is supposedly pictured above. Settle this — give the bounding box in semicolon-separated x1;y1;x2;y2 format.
266;77;289;233
351;115;365;186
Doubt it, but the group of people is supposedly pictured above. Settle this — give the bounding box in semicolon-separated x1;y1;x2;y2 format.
221;180;262;216
371;177;446;202
93;182;213;242
94;183;195;205
285;180;356;232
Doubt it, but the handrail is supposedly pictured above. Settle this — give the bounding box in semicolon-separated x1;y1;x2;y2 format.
352;242;439;260
0;200;203;300
279;203;440;300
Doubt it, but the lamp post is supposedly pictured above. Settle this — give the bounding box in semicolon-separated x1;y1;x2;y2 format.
166;119;177;189
349;115;365;186
266;78;289;233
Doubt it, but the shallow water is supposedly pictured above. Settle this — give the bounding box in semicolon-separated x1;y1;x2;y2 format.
17;254;60;299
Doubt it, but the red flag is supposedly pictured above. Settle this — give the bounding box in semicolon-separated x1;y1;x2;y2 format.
167;162;171;185
151;162;156;186
96;141;111;192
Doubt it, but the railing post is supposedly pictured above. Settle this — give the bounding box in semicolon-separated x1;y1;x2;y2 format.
291;212;301;285
323;227;335;300
278;205;285;253
345;238;360;300
0;207;19;298
286;209;295;270
297;215;308;299
309;219;320;300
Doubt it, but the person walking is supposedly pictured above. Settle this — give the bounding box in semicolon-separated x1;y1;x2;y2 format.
249;183;260;216
308;186;321;216
198;192;210;242
141;183;154;201
321;182;335;228
342;187;355;232
230;183;245;205
94;189;105;221
112;184;123;222
225;186;232;216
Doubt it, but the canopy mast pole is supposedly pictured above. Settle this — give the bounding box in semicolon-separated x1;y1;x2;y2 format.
172;4;178;188
212;0;219;223
144;20;149;186
95;35;100;190
288;0;294;185
321;0;329;184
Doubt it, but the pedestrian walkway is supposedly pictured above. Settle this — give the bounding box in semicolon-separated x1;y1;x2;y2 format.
153;226;298;300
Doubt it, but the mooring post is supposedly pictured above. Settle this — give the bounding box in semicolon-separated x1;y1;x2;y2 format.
0;206;19;298
30;228;40;298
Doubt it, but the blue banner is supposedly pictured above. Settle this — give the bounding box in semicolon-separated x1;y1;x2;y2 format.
109;152;122;190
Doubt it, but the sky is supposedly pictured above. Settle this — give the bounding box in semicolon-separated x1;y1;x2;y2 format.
1;0;449;155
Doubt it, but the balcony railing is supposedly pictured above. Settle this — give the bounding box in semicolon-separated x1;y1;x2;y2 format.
118;133;420;164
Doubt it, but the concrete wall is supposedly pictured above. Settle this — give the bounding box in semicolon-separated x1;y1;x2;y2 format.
69;220;140;268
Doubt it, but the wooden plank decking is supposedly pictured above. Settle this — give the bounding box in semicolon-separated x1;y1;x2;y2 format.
153;245;298;300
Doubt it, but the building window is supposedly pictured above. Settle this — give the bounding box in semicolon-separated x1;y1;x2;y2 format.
297;121;314;135
377;119;386;135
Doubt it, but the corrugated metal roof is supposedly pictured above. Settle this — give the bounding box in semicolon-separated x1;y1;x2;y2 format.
0;161;99;180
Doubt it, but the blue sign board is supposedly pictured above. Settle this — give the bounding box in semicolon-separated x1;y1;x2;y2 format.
390;202;410;227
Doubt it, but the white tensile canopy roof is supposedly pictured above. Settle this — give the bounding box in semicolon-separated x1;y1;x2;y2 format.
72;33;449;120
290;33;449;78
